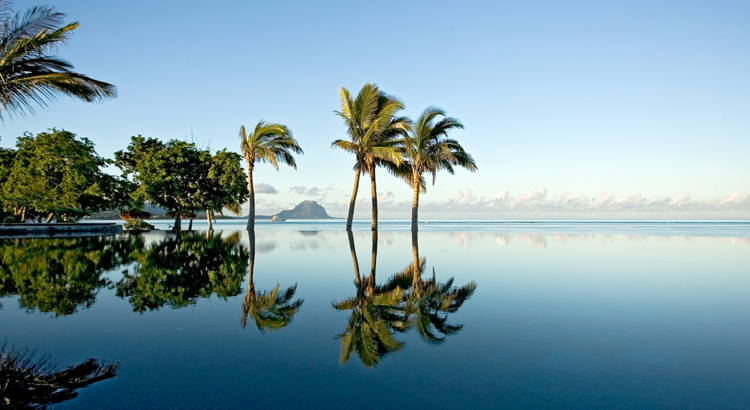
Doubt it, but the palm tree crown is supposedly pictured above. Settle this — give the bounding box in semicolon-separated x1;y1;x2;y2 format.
332;82;409;231
0;1;116;119
402;107;477;231
239;120;303;230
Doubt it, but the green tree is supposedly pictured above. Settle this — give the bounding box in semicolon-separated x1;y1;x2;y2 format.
194;149;249;231
0;1;116;119
114;136;209;231
239;121;303;231
333;231;408;368
0;145;15;221
332;83;409;231
2;129;120;222
241;230;303;332
0;236;141;316
115;232;248;312
401;107;476;232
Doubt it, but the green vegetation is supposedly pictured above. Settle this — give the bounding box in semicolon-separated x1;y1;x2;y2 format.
115;136;248;231
115;231;249;312
1;129;126;222
0;1;116;119
401;107;477;232
333;83;409;231
0;344;118;409
239;121;303;231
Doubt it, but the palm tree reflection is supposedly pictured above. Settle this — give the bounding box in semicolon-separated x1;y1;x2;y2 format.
333;231;408;368
334;231;476;368
404;231;477;344
0;344;118;409
241;230;304;332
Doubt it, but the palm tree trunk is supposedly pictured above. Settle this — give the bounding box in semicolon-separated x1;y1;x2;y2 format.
347;231;361;285
188;218;193;231
346;166;361;231
411;177;420;232
246;163;255;231
173;205;182;231
370;166;378;231
46;213;53;223
206;209;213;231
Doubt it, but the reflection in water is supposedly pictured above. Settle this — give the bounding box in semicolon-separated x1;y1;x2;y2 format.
241;230;303;332
333;232;407;368
0;344;118;409
406;231;476;344
115;232;248;312
334;231;476;368
0;236;142;316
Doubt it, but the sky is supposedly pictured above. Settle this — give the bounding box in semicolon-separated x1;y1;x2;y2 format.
2;0;749;219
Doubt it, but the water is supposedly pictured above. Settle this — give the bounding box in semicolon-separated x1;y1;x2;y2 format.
1;223;750;409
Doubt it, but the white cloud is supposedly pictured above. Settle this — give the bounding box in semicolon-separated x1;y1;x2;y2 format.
290;186;324;196
255;183;278;194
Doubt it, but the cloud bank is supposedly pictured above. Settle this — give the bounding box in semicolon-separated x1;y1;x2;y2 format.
289;186;324;196
315;188;750;219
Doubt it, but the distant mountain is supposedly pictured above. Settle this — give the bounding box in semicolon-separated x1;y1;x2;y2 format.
276;201;332;219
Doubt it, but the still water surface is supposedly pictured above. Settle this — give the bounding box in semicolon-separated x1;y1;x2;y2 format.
1;225;750;409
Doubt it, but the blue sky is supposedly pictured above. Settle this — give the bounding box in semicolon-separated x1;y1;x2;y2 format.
2;0;749;218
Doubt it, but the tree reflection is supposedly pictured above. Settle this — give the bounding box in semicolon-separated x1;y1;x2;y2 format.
403;231;477;344
241;230;303;332
0;236;142;316
0;344;118;409
334;231;477;368
115;231;248;312
333;231;408;368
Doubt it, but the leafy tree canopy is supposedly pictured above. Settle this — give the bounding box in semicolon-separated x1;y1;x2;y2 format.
2;129;124;222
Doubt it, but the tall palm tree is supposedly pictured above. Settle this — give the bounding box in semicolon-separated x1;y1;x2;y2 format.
401;107;476;232
239;121;303;231
0;2;116;119
332;83;409;231
241;230;304;332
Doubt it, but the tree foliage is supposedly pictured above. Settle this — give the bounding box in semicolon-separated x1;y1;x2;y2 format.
2;129;124;222
0;0;116;119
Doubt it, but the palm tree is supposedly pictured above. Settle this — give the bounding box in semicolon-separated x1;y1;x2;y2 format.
401;107;476;232
332;83;409;231
0;2;116;119
0;343;118;408
333;231;408;368
239;121;303;231
241;230;304;332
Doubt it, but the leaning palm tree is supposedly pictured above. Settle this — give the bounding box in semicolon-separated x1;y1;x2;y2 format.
0;2;116;119
401;107;477;231
239;121;303;230
332;83;409;231
241;230;304;332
